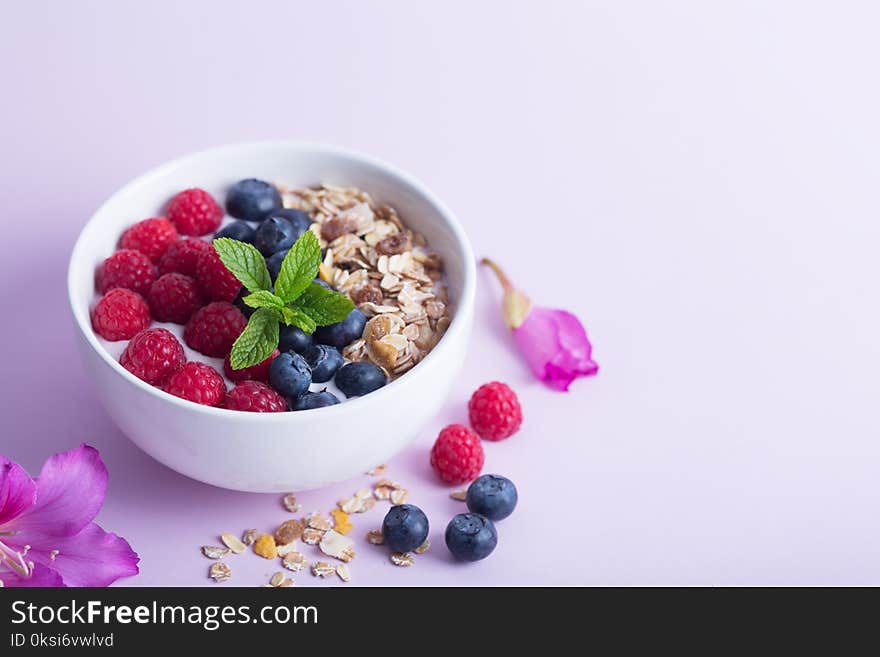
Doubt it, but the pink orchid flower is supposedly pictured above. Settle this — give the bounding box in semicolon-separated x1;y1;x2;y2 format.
482;258;598;391
0;444;139;587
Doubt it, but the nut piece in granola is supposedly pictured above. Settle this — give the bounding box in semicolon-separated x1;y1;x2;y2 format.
319;530;356;563
209;562;231;582
253;534;278;560
220;533;246;554
274;519;305;545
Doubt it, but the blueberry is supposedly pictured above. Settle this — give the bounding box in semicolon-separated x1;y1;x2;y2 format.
268;208;311;237
313;278;331;289
254;216;298;256
267;249;288;280
226;179;282;222
334;361;387;398
445;513;498;562
303;344;344;383
278;325;313;354
290;390;340;411
214;220;256;244
313;308;367;348
466;475;518;521
382;504;429;553
232;288;255;317
268;352;312;398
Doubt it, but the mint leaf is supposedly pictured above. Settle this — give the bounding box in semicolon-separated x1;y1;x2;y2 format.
229;307;280;369
242;290;284;311
275;230;321;303
280;306;317;334
213;238;271;293
292;282;355;326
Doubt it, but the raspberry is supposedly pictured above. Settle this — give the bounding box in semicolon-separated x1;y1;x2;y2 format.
167;188;223;236
164;362;226;406
224;349;279;383
430;424;484;485
91;288;151;341
158;238;213;277
467;381;523;441
147;273;205;324
96;249;157;295
196;248;241;302
119;217;179;263
183;302;247;357
222;381;287;412
119;327;185;385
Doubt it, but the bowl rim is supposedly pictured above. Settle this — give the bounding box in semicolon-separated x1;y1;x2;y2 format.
68;140;476;422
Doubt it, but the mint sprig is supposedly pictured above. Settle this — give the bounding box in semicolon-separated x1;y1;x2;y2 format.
216;230;355;369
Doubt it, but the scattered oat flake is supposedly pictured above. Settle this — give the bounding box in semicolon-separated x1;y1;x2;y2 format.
307;513;332;532
355;487;372;500
319;530;356;562
359;497;376;512
390;488;409;505
282;551;307;572
209;562;232;582
282;493;302;513
201;545;230;560
390;552;414;567
450;490;468;501
330;509;353;535
375;479;402;490
242;528;260;545
253;534;278;559
278;578;295;587
302;528;324;545
374;486;391;501
336;564;351;582
367;530;385;545
269;572;285;587
339;497;361;514
276;542;299;557
366;464;387;476
414;540;431;554
312;561;336;577
221;533;246;554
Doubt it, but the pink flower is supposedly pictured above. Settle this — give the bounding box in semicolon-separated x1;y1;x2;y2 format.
482;258;598;391
0;444;139;587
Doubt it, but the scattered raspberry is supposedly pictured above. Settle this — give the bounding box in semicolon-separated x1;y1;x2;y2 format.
467;381;523;441
222;381;287;412
158;238;213;277
430;424;484;485
164;362;226;406
147;273;205;324
183;302;247;357
223;349;279;383
196;248;241;302
119;327;185;385
167;188;223;236
96;249;157;295
90;288;151;341
119;217;178;263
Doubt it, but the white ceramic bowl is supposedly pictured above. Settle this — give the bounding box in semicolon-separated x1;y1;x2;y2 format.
68;142;475;492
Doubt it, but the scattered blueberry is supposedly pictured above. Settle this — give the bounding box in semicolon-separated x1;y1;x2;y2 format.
334;361;387;398
267;249;288;280
303;344;344;383
268;208;311;238
313;308;367;348
445;513;498;562
278;325;313;354
226;179;282;222
313;278;331;289
290;390;340;411
214;220;256;244
466;475;518;521
382;504;429;553
268;352;312;398
254;216;298;256
232;289;255;317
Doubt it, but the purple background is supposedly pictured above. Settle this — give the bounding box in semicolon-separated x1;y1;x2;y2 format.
2;1;879;585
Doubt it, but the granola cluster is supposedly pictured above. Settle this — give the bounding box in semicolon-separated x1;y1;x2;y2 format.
279;184;451;378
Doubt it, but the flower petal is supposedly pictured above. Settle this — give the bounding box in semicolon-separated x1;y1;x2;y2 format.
27;523;139;587
514;307;598;391
13;444;107;537
0;457;36;529
0;562;64;588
